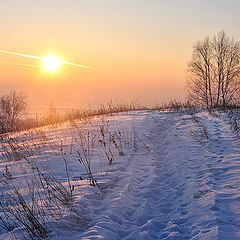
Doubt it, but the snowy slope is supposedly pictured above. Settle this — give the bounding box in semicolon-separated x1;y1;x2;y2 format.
1;110;240;240
66;111;240;240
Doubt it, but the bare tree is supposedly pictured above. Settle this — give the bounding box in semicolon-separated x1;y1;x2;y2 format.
187;31;240;110
0;91;27;132
212;31;240;107
187;37;213;110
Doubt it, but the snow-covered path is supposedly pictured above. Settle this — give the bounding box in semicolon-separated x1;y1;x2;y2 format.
53;111;240;239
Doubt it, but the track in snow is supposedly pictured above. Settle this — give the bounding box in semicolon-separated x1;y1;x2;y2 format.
55;111;240;240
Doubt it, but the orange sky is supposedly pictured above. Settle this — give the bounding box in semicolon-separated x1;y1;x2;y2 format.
1;1;240;111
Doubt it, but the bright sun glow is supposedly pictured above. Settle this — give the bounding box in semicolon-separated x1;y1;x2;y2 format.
43;55;61;73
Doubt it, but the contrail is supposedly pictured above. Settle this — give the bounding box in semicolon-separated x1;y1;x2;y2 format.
0;50;94;70
0;61;40;68
0;50;42;60
61;60;94;70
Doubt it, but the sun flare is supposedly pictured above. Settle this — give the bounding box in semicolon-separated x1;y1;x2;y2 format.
43;55;61;73
0;50;95;72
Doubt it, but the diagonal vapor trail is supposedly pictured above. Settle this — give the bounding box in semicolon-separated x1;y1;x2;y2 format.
0;50;95;70
61;60;94;70
0;61;40;68
0;50;43;60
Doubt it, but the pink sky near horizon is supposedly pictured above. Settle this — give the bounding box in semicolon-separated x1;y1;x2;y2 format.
1;0;240;111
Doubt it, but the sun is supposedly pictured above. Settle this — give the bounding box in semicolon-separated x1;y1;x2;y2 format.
42;55;61;73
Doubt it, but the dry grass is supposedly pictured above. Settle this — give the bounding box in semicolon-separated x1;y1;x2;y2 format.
0;110;144;239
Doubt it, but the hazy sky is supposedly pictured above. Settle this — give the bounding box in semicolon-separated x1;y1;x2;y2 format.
1;0;240;110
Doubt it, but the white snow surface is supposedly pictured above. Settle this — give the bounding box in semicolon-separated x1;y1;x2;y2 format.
1;110;240;239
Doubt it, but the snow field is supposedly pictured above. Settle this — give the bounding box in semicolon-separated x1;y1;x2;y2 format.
1;110;240;239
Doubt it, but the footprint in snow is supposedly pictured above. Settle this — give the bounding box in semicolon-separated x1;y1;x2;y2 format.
193;189;210;199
